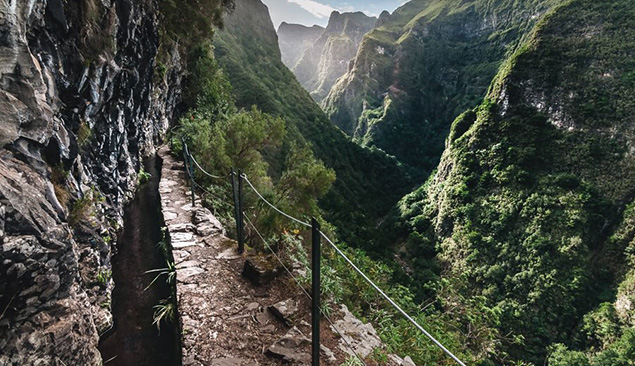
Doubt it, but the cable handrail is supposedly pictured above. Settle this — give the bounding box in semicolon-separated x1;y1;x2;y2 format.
242;172;466;365
240;174;311;228
319;231;467;366
190;154;227;180
243;212;367;366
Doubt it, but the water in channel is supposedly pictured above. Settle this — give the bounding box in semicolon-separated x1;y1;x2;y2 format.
99;155;180;365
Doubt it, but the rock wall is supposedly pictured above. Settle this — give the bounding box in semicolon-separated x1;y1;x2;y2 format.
0;0;182;364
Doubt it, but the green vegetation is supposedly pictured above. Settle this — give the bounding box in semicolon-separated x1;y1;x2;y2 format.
144;261;175;292
156;0;635;364
74;0;117;57
324;0;562;172
138;168;151;185
155;0;236;113
99;299;111;309
96;269;112;287
152;300;176;333
214;0;416;248
68;187;104;229
173;42;335;239
77;120;92;148
392;0;635;363
146;227;179;333
157;0;235;47
50;164;70;208
340;356;364;366
165;5;480;363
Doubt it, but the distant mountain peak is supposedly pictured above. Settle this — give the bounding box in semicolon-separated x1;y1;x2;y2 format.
279;10;378;103
376;10;391;27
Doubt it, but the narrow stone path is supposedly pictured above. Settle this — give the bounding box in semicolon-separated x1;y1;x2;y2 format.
157;146;412;366
158;146;323;366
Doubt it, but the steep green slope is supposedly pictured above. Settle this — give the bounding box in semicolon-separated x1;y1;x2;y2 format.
214;0;415;245
397;0;635;363
324;0;560;172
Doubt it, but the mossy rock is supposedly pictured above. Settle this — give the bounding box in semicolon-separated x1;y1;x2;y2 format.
242;255;283;286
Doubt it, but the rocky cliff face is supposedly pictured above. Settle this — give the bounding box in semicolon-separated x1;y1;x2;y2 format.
277;22;324;70
323;0;560;171
0;0;182;364
281;11;376;103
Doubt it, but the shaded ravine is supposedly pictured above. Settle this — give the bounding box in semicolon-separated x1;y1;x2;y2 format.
99;154;181;365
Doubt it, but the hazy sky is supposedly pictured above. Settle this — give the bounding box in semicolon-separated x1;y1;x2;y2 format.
261;0;408;29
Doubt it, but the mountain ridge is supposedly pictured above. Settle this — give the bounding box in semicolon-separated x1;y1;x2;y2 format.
323;0;561;172
278;22;325;69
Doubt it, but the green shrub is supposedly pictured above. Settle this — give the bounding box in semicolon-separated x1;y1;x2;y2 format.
138;168;152;184
152;297;175;332
77;120;93;148
68;188;103;229
157;0;234;48
96;269;112;287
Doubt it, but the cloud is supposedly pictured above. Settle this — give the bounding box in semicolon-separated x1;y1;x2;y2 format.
286;0;338;18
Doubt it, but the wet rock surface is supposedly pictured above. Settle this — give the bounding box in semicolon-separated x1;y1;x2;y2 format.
0;0;182;364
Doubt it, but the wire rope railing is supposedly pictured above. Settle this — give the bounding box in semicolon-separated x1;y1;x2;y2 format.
241;174;311;228
191;180;232;208
241;174;466;366
179;140;467;366
190;154;227;180
320;232;466;366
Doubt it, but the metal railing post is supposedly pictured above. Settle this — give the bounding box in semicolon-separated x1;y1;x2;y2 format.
182;139;195;207
311;217;321;366
237;171;244;254
230;168;241;250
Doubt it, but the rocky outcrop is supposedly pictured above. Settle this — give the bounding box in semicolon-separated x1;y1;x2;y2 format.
330;304;382;359
281;11;376;103
0;0;182;364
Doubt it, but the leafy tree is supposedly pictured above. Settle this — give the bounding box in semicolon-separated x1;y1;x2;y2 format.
222;107;285;178
275;143;335;216
180;105;284;187
548;344;590;366
182;44;235;115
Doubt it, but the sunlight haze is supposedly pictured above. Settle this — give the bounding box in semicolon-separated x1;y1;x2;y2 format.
261;0;408;28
